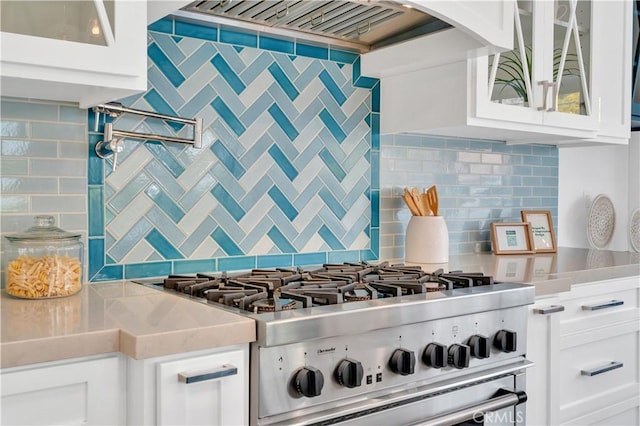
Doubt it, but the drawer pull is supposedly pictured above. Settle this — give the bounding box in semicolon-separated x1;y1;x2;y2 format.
581;361;623;377
533;305;565;315
178;364;237;384
581;300;624;311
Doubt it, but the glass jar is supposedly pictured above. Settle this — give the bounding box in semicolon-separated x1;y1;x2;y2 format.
4;216;84;299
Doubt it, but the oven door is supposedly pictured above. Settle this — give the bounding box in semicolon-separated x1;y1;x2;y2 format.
267;371;528;426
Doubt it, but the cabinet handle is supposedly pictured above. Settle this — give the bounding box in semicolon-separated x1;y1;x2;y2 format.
537;80;558;112
178;364;237;384
581;300;624;311
581;361;623;376
533;305;565;315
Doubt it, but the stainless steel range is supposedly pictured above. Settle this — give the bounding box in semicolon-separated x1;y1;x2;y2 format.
135;262;534;425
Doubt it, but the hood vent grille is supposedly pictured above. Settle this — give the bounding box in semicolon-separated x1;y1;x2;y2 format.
182;0;446;51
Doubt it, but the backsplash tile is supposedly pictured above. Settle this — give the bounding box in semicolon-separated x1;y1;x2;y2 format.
87;18;379;281
379;134;558;260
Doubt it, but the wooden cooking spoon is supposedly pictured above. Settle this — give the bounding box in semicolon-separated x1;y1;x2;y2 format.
425;185;439;216
403;188;421;216
411;187;427;216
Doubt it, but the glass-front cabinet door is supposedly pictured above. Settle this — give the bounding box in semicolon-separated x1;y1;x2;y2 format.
477;0;597;136
631;0;640;127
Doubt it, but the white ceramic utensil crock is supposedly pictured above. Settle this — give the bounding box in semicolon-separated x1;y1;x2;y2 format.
405;216;449;264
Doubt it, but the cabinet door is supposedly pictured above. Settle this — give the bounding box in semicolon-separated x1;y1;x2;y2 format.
156;348;247;426
632;0;640;126
1;355;125;426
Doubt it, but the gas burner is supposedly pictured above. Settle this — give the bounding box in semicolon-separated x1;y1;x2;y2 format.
251;298;296;313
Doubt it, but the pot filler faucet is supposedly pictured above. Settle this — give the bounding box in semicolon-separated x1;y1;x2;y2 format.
92;102;203;171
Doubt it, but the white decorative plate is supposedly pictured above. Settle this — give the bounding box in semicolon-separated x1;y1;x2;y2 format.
587;194;615;249
630;208;640;252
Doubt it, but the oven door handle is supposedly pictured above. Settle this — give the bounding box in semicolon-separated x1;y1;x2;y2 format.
410;388;527;426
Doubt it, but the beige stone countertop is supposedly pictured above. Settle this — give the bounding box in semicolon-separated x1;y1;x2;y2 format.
409;247;640;296
1;281;256;368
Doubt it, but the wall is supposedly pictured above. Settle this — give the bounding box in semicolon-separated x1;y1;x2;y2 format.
379;134;559;261
558;143;633;251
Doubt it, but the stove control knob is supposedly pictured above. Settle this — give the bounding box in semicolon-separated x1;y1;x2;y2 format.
293;366;324;398
389;348;416;375
423;343;448;368
494;329;517;353
468;334;491;359
335;358;364;388
448;344;470;369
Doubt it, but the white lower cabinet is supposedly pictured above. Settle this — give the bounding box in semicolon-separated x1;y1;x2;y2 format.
1;354;126;425
128;343;249;426
526;277;640;425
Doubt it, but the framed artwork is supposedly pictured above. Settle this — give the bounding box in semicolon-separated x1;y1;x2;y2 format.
490;222;535;255
521;210;557;253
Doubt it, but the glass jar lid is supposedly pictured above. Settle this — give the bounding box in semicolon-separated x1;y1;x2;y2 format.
4;215;81;241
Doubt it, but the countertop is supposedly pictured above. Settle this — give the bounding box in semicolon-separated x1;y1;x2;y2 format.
1;281;256;368
2;247;638;369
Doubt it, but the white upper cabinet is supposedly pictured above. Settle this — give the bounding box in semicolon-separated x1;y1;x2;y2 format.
365;0;632;145
0;0;148;108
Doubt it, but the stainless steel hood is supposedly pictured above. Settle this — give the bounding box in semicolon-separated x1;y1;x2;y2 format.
179;0;450;52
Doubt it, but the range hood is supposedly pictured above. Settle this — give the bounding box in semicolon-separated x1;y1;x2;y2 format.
179;0;450;52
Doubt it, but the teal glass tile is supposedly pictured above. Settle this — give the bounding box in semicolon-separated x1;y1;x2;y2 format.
144;141;185;178
267;226;296;253
296;43;328;60
211;184;245;221
268;63;299;101
257;254;293;268
125;262;172;279
327;250;359;263
360;248;377;261
211;97;246;136
148;43;185;87
143;89;183;132
88;238;105;279
0;100;57;120
329;48;358;64
173;259;217;274
175;20;218;41
319;70;347;105
88;186;104;237
149;17;174;34
180;44;218;77
218;256;256;271
319;148;346;182
370;113;380;150
268;186;298;221
1;139;57;157
212;54;246;95
259;35;294;54
268;104;298;140
319;187;346;219
268;144;298;180
145;184;185;222
211;140;246;179
370;190;379;227
319;109;346;143
91;265;124;282
211;227;243;255
319;225;344;250
294;252;327;266
146;229;184;259
372;82;380;113
220;28;257;47
0;121;28;138
370;150;380;190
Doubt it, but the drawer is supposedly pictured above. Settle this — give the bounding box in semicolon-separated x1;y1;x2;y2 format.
558;322;640;422
558;287;639;335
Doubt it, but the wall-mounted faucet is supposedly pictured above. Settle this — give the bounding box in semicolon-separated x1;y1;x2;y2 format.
92;102;203;171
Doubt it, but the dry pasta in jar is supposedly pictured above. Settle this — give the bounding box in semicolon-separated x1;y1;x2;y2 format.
4;216;84;299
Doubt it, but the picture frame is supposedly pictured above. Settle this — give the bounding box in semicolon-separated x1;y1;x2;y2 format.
521;210;557;253
490;222;535;255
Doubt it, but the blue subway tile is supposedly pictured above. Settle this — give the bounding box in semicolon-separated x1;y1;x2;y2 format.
370;190;380;228
319;70;347;106
148;43;185;87
125;262;172;279
296;43;328;60
268;144;298;181
173;259;217;274
92;265;124;282
294;252;327;266
319;109;346;143
88;186;104;237
88;238;105;279
319;225;345;250
268;63;299;101
211;140;246;180
319;187;346;219
372;82;380;113
212;227;244;255
267;226;297;253
268;186;298;221
260;35;294;54
175;20;217;41
257;254;293;268
268;104;299;140
212;54;246;95
146;229;184;259
327;250;359;263
218;256;256;271
329;48;358;64
220;28;257;47
211;97;246;136
211;184;246;221
145;184;185;222
149;17;174;34
143;89;184;132
319;147;346;182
